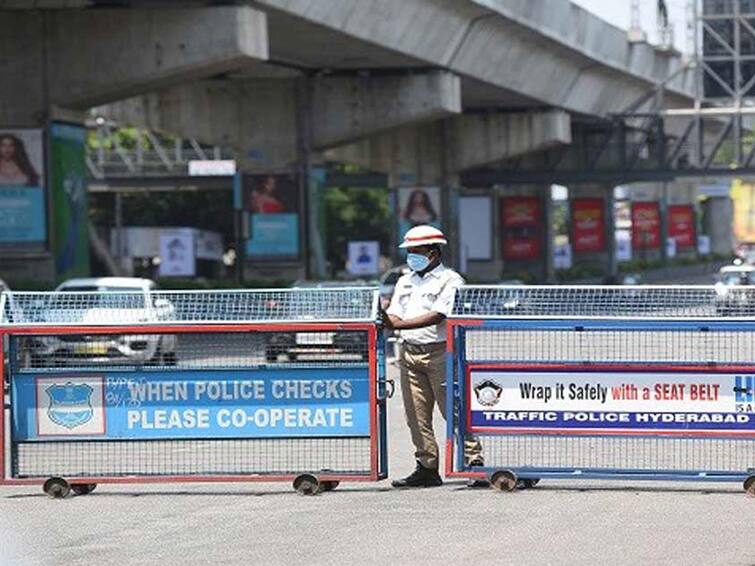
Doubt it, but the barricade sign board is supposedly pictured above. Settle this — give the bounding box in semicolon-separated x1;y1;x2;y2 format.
0;288;387;494
448;286;755;492
468;366;755;436
13;368;370;441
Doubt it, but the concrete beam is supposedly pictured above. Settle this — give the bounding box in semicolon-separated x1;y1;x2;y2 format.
450;110;571;171
102;79;299;169
311;71;461;148
254;0;694;116
49;8;268;109
327;110;572;182
101;71;461;169
0;7;268;123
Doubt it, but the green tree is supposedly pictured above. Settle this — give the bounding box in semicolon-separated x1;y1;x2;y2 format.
323;187;392;276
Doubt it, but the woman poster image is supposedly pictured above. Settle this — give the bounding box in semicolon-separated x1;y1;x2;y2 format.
0;134;40;187
250;175;286;214
402;188;438;226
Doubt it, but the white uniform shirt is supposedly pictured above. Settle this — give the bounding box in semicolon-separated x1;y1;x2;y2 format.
386;263;464;345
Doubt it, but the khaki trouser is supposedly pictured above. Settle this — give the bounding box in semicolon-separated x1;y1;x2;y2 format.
399;342;482;470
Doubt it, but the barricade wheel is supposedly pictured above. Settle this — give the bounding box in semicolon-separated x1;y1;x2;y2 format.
490;470;518;492
743;476;755;497
522;479;540;489
71;483;97;496
293;474;321;496
321;481;340;492
43;477;71;499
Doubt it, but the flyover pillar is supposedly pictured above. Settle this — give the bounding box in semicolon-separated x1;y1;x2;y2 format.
703;197;734;256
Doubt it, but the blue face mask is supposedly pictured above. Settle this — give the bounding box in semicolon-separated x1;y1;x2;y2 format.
407;252;431;272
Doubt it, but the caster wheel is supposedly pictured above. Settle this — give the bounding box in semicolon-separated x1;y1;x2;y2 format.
320;481;340;492
293;474;320;496
743;476;755;497
521;479;540;489
490;470;518;492
71;484;97;496
43;477;71;499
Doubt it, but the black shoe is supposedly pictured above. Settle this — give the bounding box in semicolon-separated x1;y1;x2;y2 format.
391;461;443;488
467;458;490;488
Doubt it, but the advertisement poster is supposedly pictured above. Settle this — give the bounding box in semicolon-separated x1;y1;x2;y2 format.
13;368;370;440
553;242;572;269
571;198;605;253
159;229;196;277
244;173;300;258
0;129;46;248
631;201;661;250
616;230;632;262
459;196;492;260
668;204;696;248
398;187;442;245
502;196;541;260
347;241;379;276
469;367;755;435
50;123;89;278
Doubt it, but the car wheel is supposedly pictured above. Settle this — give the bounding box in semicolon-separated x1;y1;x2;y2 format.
162;352;177;366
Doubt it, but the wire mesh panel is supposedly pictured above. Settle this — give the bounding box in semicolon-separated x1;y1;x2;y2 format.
453;285;755;319
15;438;372;478
449;285;755;484
2;288;378;326
4;320;381;484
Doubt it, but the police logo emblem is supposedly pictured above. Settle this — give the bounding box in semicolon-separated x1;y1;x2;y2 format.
46;382;94;429
474;380;502;407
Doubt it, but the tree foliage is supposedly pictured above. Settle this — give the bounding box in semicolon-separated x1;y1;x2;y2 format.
323;187;392;276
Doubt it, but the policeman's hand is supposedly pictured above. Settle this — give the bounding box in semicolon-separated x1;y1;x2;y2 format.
379;306;394;330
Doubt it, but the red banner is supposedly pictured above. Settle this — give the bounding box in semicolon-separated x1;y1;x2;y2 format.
502;196;541;260
571;198;606;253
668;204;696;248
631;201;661;250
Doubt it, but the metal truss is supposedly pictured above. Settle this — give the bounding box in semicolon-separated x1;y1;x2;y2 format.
85;120;233;181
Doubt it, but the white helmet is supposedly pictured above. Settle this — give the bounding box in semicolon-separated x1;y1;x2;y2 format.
399;225;448;248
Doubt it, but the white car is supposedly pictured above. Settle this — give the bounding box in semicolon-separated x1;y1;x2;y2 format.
715;265;755;316
29;277;177;366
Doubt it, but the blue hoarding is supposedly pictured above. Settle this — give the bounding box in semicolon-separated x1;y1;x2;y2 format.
13;367;370;440
246;213;299;257
0;186;46;243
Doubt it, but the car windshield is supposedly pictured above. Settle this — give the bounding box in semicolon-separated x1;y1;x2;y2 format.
51;286;146;309
721;273;751;285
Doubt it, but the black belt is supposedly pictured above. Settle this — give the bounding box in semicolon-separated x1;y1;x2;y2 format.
402;342;445;354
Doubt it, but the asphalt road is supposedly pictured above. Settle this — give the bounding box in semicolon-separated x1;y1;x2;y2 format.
2;357;755;566
4;268;755;566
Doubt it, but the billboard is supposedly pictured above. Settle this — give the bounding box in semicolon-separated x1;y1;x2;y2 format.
243;173;300;259
501;196;541;260
0;129;46;249
668;204;696;249
159;229;196;277
50;123;89;278
398;187;442;244
631;201;661;250
347;241;379;276
468;366;755;436
459;196;492;261
571;198;605;253
13;367;370;440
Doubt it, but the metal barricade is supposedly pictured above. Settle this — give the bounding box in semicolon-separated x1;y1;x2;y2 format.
447;285;755;493
0;288;388;496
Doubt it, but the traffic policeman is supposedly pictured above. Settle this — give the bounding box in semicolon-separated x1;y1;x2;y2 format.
382;225;483;488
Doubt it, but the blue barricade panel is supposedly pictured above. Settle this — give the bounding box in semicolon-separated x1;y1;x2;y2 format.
448;286;755;484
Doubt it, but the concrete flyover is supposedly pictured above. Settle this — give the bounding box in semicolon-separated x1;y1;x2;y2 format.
0;0;711;284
